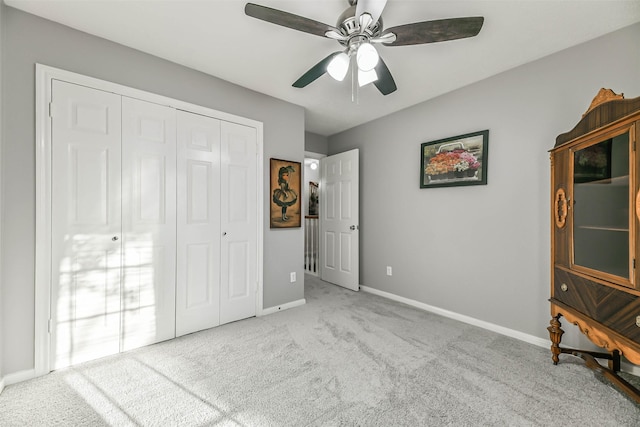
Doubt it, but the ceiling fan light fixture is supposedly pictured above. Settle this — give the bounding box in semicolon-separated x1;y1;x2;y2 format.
358;68;378;87
327;52;350;81
356;42;379;71
245;1;484;96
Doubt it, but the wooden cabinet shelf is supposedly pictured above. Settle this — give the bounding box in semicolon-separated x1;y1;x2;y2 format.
574;174;629;185
577;226;628;232
549;88;640;404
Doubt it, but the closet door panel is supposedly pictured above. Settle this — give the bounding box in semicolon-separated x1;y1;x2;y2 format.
176;110;222;336
50;80;122;369
121;97;177;351
220;122;258;324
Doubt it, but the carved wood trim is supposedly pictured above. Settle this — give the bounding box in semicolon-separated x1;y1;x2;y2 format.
547;315;564;365
551;302;640;365
554;188;568;229
555;89;640;147
583;88;624;117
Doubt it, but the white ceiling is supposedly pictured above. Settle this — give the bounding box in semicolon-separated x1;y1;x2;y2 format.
6;0;640;136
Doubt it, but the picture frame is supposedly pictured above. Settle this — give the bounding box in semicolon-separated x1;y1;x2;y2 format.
573;142;611;184
308;181;319;216
270;158;302;228
420;130;489;188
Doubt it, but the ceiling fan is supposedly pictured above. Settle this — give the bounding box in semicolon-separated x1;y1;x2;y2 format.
245;0;484;96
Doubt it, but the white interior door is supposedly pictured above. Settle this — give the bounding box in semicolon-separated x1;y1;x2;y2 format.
176;110;222;336
320;149;360;291
220;121;258;324
50;80;122;369
121;97;177;351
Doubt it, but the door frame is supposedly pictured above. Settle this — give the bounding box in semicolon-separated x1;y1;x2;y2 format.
34;64;264;376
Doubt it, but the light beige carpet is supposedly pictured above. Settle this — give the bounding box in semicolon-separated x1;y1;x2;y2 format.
1;275;639;426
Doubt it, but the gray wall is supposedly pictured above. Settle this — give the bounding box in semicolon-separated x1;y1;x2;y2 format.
0;6;305;376
305;131;328;155
328;23;640;346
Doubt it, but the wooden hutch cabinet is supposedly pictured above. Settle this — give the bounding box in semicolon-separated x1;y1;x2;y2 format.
549;89;640;402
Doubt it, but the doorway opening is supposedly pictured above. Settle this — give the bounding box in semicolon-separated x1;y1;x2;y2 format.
303;152;324;276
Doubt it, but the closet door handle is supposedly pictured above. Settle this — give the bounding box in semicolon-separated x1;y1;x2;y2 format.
112;236;119;241
635;189;640;222
222;232;227;236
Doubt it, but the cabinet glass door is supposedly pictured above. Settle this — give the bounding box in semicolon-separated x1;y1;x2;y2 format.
572;132;630;280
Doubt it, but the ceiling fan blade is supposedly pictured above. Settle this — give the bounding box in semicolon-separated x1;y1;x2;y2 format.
370;32;396;44
373;57;397;95
245;3;340;38
382;17;484;46
355;0;388;26
293;52;342;88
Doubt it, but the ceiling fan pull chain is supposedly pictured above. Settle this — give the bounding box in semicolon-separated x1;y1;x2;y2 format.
351;55;359;104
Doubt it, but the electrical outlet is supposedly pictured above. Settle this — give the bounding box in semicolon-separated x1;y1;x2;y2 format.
290;272;297;283
386;266;392;276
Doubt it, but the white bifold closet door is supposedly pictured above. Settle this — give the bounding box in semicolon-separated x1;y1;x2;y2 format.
51;80;258;369
175;112;258;334
219;121;258;325
121;97;177;351
175;111;222;336
51;80;123;368
51;83;178;368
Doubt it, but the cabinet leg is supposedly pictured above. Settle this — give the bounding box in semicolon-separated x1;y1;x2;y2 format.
547;315;564;365
609;349;621;372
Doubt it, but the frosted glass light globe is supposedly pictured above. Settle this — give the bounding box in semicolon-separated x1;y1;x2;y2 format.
356;43;379;72
358;68;378;87
327;53;350;81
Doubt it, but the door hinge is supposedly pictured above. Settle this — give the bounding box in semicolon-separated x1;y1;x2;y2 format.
633;140;636;151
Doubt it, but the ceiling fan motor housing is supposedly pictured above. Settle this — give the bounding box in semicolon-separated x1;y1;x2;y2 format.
336;5;383;48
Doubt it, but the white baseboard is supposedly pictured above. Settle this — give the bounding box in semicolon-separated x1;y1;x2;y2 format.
361;286;640;376
621;361;640;376
4;369;36;387
261;298;306;316
360;285;549;348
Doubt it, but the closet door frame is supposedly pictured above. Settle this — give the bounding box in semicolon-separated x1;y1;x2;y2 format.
34;64;264;377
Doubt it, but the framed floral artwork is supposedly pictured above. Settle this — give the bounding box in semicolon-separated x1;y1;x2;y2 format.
270;158;302;228
420;130;489;188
